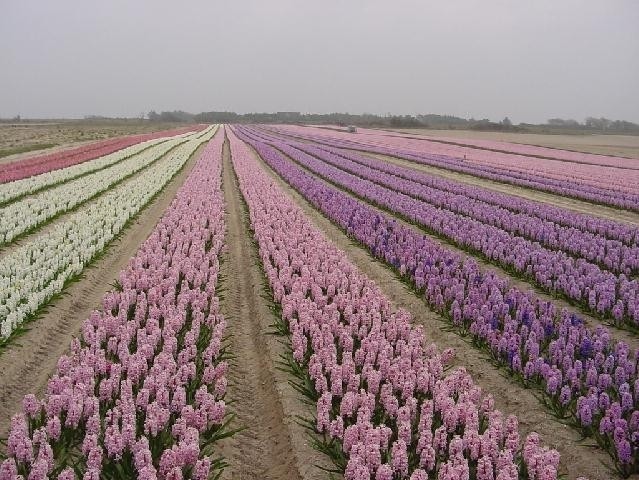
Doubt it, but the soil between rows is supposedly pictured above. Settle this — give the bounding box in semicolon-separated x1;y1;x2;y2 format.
260;126;639;224
216;135;331;479
365;152;639;226
0;143;204;441
243;139;616;479
261;133;639;351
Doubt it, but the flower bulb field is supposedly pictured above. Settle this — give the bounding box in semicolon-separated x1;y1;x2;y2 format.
1;124;639;480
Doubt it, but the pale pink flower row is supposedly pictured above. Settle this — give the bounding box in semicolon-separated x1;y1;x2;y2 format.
274;125;639;202
374;128;639;170
1;130;227;480
227;127;560;480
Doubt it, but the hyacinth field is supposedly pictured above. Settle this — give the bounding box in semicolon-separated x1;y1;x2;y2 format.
0;124;638;480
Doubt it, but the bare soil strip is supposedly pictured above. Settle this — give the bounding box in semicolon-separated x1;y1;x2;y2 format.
382;128;639;160
267;140;639;350
216;138;329;480
246;143;615;479
0;145;203;440
364;152;639;226
374;130;639;169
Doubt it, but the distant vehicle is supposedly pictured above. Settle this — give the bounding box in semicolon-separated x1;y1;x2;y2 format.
346;125;357;133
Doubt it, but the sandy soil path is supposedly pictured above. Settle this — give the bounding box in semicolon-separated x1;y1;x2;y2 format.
366;152;639;226
246;143;616;479
0;144;203;440
216;137;330;480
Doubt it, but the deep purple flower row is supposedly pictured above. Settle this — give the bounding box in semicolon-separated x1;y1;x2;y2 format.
260;126;639;247
308;139;639;248
266;126;639;212
232;126;639;474
249;127;639;274
0;132;228;480
238;126;639;329
227;127;559;480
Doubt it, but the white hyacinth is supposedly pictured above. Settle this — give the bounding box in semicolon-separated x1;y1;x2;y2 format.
0;125;218;340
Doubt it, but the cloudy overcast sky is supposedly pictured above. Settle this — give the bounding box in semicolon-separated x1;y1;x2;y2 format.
1;0;638;123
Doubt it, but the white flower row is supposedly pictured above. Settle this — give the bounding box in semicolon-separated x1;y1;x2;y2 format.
0;134;195;245
0;130;196;204
0;125;218;340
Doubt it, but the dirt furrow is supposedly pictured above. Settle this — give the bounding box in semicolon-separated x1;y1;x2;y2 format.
245;142;615;479
365;152;639;226
217;136;329;480
265;138;639;351
0;144;204;440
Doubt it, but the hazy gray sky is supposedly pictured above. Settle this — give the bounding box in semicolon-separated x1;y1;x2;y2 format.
1;0;638;123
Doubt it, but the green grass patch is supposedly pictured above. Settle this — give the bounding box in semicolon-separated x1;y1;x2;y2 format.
0;143;58;158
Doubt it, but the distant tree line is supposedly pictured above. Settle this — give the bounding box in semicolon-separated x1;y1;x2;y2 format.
0;115;21;123
546;117;639;133
141;110;638;134
4;111;636;134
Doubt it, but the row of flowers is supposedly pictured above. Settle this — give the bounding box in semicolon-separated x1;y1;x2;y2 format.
268;125;639;212
227;127;561;479
0;126;217;344
239;126;639;330
0;127;230;480
282;131;638;248
0;137;166;205
257;128;638;247
374;128;639;170
251;128;639;275
347;127;639;195
0;134;195;246
0;125;206;184
298;138;639;272
233;126;639;475
279;125;639;199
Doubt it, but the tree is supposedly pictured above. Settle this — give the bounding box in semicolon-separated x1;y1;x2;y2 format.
585;117;612;130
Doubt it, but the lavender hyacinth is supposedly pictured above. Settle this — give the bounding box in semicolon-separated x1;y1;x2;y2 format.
240;126;639;330
233;126;639;476
266;124;639;212
228;127;560;480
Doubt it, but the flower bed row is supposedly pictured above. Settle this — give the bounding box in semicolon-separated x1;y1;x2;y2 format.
373;129;639;170
0;137;166;205
0;134;192;246
279;125;639;198
227;127;560;479
249;127;639;274
258;128;639;248
0;128;230;480
0;127;217;344
233;126;639;475
267;125;639;212
0;125;206;184
238;126;639;330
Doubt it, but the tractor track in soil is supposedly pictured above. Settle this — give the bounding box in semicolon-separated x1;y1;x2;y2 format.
216;135;330;480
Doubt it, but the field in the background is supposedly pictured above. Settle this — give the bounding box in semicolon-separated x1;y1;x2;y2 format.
387;127;639;159
2;123;639;480
0;120;187;160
